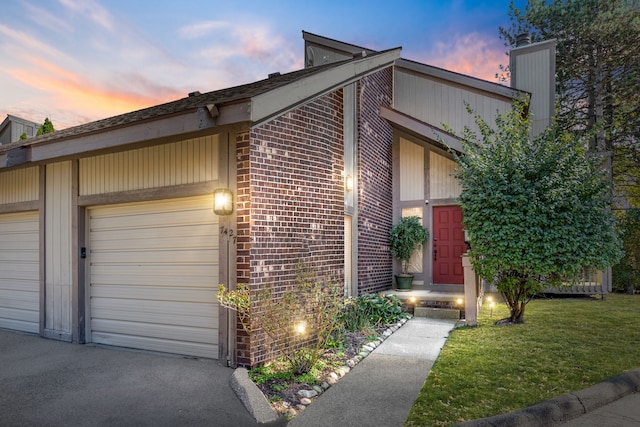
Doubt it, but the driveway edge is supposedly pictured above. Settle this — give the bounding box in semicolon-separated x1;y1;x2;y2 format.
230;367;281;424
454;368;640;426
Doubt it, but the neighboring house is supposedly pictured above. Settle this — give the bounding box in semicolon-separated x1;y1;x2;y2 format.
0;31;556;367
0;115;40;145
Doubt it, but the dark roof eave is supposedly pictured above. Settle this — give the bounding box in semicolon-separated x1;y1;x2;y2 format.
380;106;465;154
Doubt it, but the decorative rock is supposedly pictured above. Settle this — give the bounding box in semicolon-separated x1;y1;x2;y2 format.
362;344;374;352
346;358;356;368
287;408;298;418
298;389;318;399
368;340;378;348
383;329;392;337
358;351;369;359
321;381;330;390
338;366;350;377
327;372;339;381
296;404;306;411
326;376;337;385
300;398;312;405
312;385;323;394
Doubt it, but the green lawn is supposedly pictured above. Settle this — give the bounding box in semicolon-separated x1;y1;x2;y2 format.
405;293;640;426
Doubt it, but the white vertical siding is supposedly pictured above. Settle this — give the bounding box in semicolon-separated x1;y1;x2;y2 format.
399;138;424;202
0;167;39;204
430;152;461;199
514;49;552;135
45;161;72;334
401;207;424;274
79;135;219;196
394;70;512;137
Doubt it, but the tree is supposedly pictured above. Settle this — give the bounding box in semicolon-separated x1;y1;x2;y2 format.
499;0;640;209
454;102;622;324
36;117;55;136
499;1;640;296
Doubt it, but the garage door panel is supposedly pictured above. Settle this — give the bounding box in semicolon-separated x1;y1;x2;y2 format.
0;317;39;333
90;233;219;252
0;289;39;308
0;279;39;291
0;211;39;333
0;251;39;263
90;269;218;287
91;210;215;231
89;196;219;358
0;220;39;233
92;319;218;345
0;306;39;323
91;248;218;264
90;223;217;243
91;285;217;303
90;332;217;359
92;299;218;325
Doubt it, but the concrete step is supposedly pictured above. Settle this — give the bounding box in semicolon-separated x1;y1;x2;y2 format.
382;289;465;319
414;307;460;319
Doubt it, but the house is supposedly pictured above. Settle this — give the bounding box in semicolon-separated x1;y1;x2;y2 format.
0;115;40;145
0;31;557;368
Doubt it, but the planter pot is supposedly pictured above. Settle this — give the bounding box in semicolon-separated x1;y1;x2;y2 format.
395;275;413;291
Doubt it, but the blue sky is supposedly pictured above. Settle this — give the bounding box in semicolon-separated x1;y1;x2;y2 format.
0;0;525;129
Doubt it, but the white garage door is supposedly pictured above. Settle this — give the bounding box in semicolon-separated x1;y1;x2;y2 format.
88;195;219;359
0;211;40;333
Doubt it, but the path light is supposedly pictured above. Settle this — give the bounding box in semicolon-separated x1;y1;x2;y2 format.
213;188;233;215
456;298;463;306
409;296;417;304
490;302;496;317
294;321;307;335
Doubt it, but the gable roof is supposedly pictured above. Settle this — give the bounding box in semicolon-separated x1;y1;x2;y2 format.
0;47;400;168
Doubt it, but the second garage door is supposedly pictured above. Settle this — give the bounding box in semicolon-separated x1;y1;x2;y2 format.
88;195;219;359
0;211;39;333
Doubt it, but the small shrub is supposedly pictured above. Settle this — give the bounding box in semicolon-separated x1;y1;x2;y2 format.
340;293;409;331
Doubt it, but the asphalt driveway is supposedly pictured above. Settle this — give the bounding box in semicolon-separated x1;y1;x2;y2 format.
0;330;272;427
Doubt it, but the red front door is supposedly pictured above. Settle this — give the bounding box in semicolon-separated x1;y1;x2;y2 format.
433;206;464;284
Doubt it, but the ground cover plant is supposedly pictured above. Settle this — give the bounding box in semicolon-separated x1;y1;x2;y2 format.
405;293;640;426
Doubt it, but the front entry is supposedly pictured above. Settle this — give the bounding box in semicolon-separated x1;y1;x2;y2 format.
432;205;464;284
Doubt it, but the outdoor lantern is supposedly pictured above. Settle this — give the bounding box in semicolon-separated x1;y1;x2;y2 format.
463;229;471;251
213;188;234;215
345;175;354;192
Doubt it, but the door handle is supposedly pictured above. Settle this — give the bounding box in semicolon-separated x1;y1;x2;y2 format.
433;249;437;261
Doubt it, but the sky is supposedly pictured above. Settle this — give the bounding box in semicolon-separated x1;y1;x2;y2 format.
0;0;526;130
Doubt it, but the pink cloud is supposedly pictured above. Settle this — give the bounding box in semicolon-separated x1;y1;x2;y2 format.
418;33;510;84
5;56;184;127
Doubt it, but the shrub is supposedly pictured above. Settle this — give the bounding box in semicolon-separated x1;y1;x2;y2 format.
340;293;409;332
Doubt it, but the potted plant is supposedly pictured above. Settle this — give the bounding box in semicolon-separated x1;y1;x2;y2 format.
389;216;429;291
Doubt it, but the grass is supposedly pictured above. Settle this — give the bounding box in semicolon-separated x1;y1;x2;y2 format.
405;293;640;426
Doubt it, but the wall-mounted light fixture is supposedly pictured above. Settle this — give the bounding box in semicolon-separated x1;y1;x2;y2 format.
345;175;354;192
213;188;234;215
463;229;471;251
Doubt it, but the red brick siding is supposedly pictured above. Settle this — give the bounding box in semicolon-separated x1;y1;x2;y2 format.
237;90;345;367
356;67;394;294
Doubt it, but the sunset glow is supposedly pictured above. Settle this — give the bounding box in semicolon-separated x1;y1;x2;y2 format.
0;0;524;130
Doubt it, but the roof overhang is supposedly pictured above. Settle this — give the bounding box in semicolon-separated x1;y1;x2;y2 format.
251;48;401;125
380;105;465;154
395;58;525;102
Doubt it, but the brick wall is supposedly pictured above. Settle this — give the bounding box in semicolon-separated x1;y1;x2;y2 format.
356;67;394;294
236;90;345;367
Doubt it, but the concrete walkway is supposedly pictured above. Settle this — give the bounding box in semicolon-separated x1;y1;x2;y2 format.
288;317;458;427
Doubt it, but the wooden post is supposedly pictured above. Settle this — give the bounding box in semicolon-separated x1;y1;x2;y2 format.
462;254;478;326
